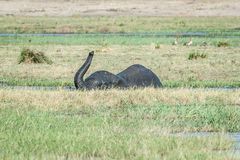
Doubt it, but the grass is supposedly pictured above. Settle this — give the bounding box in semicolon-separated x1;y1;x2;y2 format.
0;35;240;47
1;15;240;159
0;16;240;34
217;41;230;47
1;78;240;88
0;16;239;88
0;107;235;159
18;48;53;64
0;45;239;88
188;50;207;60
0;88;239;159
0;16;240;48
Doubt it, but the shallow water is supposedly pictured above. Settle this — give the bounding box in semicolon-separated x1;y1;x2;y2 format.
0;85;76;91
173;132;240;152
0;32;239;38
0;84;240;91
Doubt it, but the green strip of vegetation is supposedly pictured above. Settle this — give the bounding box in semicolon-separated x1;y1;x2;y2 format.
0;77;71;87
0;35;239;46
1;77;239;88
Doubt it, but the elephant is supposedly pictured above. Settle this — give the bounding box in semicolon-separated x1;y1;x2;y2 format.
74;51;162;90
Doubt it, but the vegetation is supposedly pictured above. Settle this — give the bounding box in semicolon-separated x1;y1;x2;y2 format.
154;42;161;49
0;35;240;47
0;16;240;34
188;50;207;60
19;48;53;64
217;41;230;47
0;88;239;159
0;16;240;159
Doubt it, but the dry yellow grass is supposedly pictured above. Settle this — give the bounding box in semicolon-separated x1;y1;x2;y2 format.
0;88;239;110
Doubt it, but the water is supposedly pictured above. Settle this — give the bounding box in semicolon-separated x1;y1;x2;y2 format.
0;32;239;38
0;85;76;91
0;32;207;37
0;84;239;91
173;132;240;154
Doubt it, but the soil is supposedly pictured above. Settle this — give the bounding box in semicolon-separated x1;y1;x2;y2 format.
0;0;240;16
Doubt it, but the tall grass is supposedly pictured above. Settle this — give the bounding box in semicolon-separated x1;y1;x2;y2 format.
0;88;239;159
0;107;234;159
188;50;207;60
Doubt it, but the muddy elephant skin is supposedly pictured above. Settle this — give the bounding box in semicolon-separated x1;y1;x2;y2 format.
74;51;162;90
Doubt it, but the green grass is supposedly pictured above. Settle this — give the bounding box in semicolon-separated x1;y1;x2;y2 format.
0;107;235;159
188;50;207;60
1;77;240;88
0;92;239;159
0;35;239;47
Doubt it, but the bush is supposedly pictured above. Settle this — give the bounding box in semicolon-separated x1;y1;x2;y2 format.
154;43;161;49
188;50;207;60
217;41;230;47
18;48;53;64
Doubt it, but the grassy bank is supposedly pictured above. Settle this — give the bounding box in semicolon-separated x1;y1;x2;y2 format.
0;88;239;159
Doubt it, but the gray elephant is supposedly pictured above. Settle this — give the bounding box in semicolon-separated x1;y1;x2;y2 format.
74;51;162;90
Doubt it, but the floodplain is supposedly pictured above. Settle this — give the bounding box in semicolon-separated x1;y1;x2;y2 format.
0;8;240;160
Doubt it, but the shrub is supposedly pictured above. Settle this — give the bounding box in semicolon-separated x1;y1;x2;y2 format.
154;43;161;49
118;23;124;27
18;48;53;64
188;50;207;60
217;41;230;47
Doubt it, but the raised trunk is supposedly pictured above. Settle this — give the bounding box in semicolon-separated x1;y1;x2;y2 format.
74;51;94;89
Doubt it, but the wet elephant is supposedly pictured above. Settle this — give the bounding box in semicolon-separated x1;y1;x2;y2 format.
74;51;162;90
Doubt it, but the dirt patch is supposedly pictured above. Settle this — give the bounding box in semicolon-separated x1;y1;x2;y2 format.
0;0;240;16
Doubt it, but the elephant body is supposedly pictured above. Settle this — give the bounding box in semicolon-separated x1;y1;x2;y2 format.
117;64;161;88
83;71;128;89
74;51;162;90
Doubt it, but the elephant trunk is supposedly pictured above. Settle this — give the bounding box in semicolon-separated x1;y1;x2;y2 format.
74;51;94;89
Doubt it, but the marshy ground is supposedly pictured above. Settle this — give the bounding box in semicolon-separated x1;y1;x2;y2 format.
0;0;240;159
